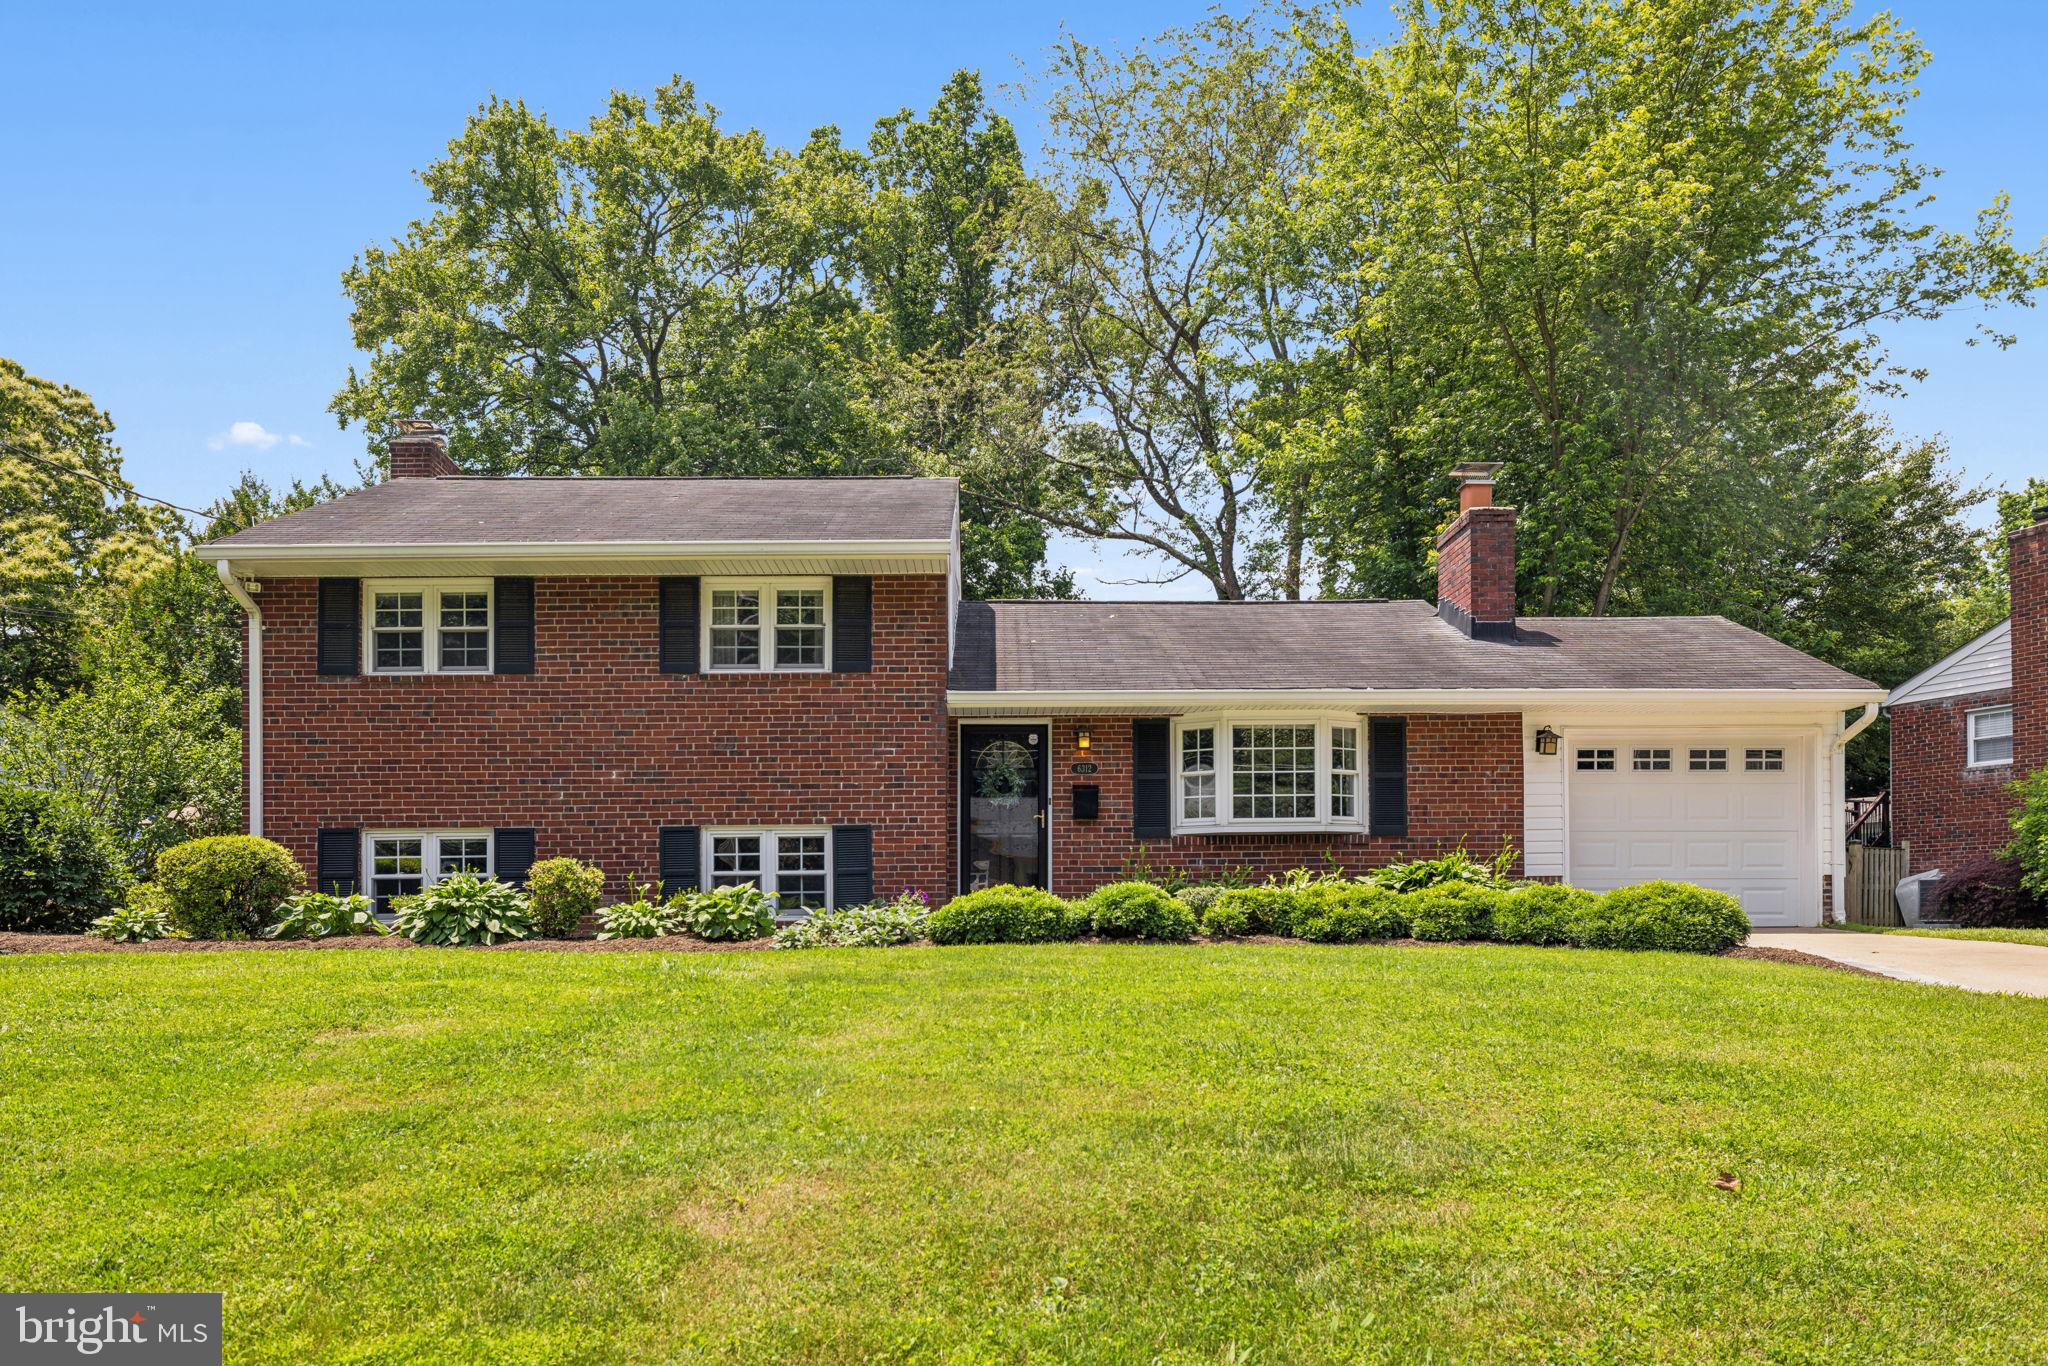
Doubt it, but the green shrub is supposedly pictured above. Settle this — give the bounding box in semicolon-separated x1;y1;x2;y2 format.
1572;881;1748;953
2008;767;2048;902
596;898;682;940
927;885;1082;945
1084;881;1196;941
1491;884;1597;946
1209;886;1308;937
392;873;535;945
264;891;385;940
1201;900;1252;938
1372;843;1514;893
1296;882;1408;943
774;890;931;949
527;857;605;937
670;884;779;942
0;787;122;933
88;883;180;942
1401;883;1506;941
1179;884;1229;915
154;834;304;939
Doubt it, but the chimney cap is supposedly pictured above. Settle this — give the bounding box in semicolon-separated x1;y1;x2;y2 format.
1450;461;1504;484
395;419;447;440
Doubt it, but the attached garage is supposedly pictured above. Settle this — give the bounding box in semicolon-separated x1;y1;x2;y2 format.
1565;734;1814;926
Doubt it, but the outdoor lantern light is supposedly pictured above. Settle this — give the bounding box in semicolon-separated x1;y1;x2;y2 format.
1076;726;1093;752
1533;726;1560;756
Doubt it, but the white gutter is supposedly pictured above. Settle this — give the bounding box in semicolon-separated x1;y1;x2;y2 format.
948;686;1889;713
1835;702;1880;749
215;559;262;838
208;537;954;563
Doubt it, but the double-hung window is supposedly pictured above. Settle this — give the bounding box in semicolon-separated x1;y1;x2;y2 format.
1172;717;1366;832
705;829;831;913
365;581;492;674
366;830;493;913
705;580;829;672
1968;706;2014;768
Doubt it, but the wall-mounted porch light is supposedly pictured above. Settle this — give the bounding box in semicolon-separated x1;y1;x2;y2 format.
1075;726;1093;753
1533;726;1560;756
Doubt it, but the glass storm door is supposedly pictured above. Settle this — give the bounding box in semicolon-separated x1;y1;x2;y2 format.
960;725;1049;891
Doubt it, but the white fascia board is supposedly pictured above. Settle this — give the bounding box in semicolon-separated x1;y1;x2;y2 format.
215;538;954;563
947;687;1887;714
1886;618;2010;707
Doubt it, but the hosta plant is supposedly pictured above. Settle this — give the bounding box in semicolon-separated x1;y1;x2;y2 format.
671;883;779;942
264;891;386;940
88;883;181;942
774;890;930;948
596;898;685;940
391;873;535;946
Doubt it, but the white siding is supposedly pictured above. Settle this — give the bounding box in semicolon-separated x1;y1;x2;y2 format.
1888;621;2010;707
1523;716;1567;877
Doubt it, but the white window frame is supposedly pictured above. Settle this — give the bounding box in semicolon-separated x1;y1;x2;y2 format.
362;829;495;912
1170;716;1367;834
362;579;493;675
702;827;833;913
1967;705;2015;769
701;577;832;674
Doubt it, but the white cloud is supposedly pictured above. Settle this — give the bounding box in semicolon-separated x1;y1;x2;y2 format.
208;420;309;452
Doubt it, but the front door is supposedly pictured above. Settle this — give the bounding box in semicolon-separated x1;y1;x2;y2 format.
960;725;1049;891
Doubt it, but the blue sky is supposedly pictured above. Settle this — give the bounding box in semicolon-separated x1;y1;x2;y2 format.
4;0;2043;596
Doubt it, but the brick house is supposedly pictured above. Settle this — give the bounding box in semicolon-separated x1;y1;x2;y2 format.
1886;509;2048;875
202;435;1882;926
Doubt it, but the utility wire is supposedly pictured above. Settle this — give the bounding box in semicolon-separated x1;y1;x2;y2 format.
1;441;216;520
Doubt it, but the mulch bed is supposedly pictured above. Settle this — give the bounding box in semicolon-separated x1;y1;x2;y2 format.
1723;944;1890;979
0;932;772;955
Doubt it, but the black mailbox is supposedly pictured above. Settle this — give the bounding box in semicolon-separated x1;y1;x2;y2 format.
1072;784;1101;821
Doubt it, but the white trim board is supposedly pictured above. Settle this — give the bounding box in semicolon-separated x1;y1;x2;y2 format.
1888;619;2010;707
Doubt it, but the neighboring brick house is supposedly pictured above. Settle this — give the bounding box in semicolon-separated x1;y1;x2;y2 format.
1887;510;2048;875
203;439;1882;925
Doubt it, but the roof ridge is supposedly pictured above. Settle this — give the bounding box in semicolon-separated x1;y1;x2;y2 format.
425;474;955;483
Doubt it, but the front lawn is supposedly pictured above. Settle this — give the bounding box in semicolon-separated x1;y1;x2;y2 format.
1846;924;2048;948
5;944;2046;1363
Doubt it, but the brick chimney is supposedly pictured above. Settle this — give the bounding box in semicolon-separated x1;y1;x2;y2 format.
2012;506;2048;773
1436;462;1517;640
388;420;459;479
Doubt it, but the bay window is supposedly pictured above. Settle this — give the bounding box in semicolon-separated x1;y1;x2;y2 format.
1173;716;1369;832
705;579;830;673
364;580;492;674
705;828;831;913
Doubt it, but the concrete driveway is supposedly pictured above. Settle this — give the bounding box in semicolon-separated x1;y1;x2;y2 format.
1751;928;2048;997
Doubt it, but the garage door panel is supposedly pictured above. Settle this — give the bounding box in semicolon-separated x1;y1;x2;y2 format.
1569;735;1812;926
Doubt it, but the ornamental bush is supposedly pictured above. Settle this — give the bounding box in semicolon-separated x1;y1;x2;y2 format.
2007;768;2048;903
391;873;535;945
1935;857;2045;928
1371;844;1514;893
527;857;605;937
1570;881;1748;953
1178;884;1230;915
1208;886;1308;937
1295;882;1408;943
264;891;385;940
596;898;682;940
1491;884;1597;946
1084;881;1196;941
927;885;1083;945
671;883;779;942
88;883;180;942
1402;883;1507;941
774;890;931;949
0;786;122;933
1200;900;1252;938
154;835;304;940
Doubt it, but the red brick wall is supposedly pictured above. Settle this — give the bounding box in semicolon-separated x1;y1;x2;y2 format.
250;574;953;899
1020;714;1524;896
1890;688;2015;874
1435;507;1517;625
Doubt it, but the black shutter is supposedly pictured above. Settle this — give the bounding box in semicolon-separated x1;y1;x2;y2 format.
1131;718;1171;838
317;578;360;676
658;826;701;898
316;827;360;895
1368;716;1409;837
494;827;536;885
493;577;535;674
831;825;873;908
659;577;700;674
832;576;872;673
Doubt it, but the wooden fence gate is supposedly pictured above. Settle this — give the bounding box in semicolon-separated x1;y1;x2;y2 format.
1844;842;1912;926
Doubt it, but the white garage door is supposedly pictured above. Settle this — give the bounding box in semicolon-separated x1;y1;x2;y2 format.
1566;737;1812;927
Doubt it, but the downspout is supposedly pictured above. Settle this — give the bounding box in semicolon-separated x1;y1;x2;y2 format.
215;559;262;838
1828;703;1881;923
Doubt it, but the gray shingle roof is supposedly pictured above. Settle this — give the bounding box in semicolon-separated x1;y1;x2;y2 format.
949;599;1878;693
200;476;959;549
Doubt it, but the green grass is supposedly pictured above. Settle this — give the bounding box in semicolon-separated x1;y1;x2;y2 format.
5;944;2048;1364
1841;923;2048;947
